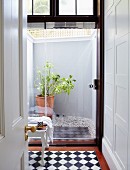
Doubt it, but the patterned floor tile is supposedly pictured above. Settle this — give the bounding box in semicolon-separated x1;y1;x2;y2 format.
29;151;101;170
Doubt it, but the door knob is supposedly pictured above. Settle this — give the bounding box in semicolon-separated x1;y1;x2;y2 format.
89;84;94;88
89;79;98;90
25;125;36;133
25;125;36;141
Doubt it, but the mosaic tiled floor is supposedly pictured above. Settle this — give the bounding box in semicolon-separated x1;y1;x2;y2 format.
29;151;101;170
54;127;91;139
53;115;96;138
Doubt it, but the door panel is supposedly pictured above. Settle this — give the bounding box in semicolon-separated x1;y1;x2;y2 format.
104;43;114;149
105;9;115;47
105;0;114;11
0;0;27;170
114;35;129;170
115;125;128;169
12;0;21;122
115;0;128;38
115;36;128;130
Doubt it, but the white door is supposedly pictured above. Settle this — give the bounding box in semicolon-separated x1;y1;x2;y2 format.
0;0;28;170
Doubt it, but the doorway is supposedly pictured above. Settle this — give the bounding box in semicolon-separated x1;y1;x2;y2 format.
27;23;98;145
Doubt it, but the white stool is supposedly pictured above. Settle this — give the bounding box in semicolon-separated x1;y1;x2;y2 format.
28;125;49;166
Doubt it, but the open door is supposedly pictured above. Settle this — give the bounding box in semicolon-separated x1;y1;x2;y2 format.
27;26;97;146
0;0;28;169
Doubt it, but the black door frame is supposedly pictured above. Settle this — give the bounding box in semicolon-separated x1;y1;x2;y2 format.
27;0;104;151
96;0;104;151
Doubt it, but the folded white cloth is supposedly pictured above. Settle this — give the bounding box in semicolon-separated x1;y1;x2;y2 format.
28;116;53;143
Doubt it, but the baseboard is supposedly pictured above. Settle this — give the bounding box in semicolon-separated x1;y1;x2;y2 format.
102;138;122;170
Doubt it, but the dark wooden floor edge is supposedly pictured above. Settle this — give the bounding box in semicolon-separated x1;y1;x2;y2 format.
29;143;96;147
28;139;96;147
95;148;110;170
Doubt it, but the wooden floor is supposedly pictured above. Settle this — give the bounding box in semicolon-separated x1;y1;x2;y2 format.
29;138;96;146
28;146;110;170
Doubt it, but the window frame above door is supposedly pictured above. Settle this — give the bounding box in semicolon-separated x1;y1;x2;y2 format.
27;0;98;23
56;0;97;16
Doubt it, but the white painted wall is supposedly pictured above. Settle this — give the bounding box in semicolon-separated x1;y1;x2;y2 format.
33;38;93;118
103;0;130;169
91;31;97;124
27;37;34;111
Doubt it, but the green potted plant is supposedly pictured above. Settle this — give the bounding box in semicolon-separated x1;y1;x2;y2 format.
35;61;76;109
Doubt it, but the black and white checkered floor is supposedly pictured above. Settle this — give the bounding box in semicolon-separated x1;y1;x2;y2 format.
29;151;101;170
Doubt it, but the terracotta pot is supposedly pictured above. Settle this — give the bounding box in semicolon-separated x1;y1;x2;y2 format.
36;95;54;109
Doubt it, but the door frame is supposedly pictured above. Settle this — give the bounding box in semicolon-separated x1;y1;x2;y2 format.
27;0;104;151
96;0;104;151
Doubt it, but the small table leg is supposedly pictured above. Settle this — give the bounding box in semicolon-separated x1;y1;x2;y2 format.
46;129;49;148
41;136;46;166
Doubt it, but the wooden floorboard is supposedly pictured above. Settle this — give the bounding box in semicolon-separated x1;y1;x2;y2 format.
28;146;110;170
29;139;96;146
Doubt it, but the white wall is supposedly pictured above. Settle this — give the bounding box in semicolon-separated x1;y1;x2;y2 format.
91;31;97;124
27;37;34;110
103;0;130;169
33;38;93;118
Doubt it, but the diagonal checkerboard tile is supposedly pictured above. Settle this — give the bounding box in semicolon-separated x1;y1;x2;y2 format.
29;151;101;170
